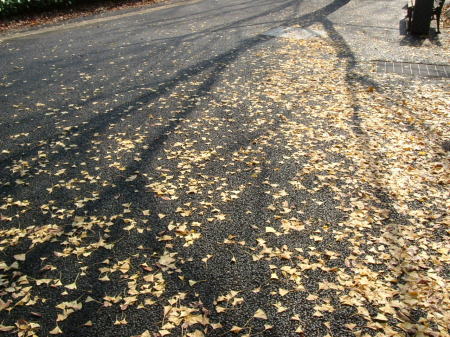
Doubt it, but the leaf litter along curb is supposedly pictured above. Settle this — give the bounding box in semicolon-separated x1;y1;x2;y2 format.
0;0;164;32
0;27;449;337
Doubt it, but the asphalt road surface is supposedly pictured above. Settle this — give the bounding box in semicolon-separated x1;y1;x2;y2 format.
0;1;449;337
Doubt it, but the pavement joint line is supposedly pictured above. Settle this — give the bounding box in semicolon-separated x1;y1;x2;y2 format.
0;0;202;43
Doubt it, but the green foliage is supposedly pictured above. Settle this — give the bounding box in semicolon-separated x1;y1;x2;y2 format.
0;0;76;17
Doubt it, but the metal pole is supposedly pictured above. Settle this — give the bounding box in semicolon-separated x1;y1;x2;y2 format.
410;0;434;35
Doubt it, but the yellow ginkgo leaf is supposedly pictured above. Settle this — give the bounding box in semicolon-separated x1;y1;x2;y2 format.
49;326;63;335
65;283;77;290
254;308;268;320
230;326;243;333
279;288;289;296
14;254;26;261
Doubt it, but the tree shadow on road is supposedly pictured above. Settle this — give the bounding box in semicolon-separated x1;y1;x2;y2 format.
3;0;438;335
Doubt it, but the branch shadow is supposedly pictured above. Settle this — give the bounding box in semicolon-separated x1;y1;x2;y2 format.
1;0;411;335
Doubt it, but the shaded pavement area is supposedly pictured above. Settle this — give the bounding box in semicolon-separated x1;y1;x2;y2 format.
0;0;449;336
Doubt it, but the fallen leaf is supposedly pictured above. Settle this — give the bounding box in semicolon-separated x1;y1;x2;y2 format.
254;308;268;320
14;254;26;261
65;283;77;290
230;326;243;333
0;325;15;332
49;326;63;334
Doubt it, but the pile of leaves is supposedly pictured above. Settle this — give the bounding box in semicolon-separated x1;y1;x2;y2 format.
444;4;450;27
